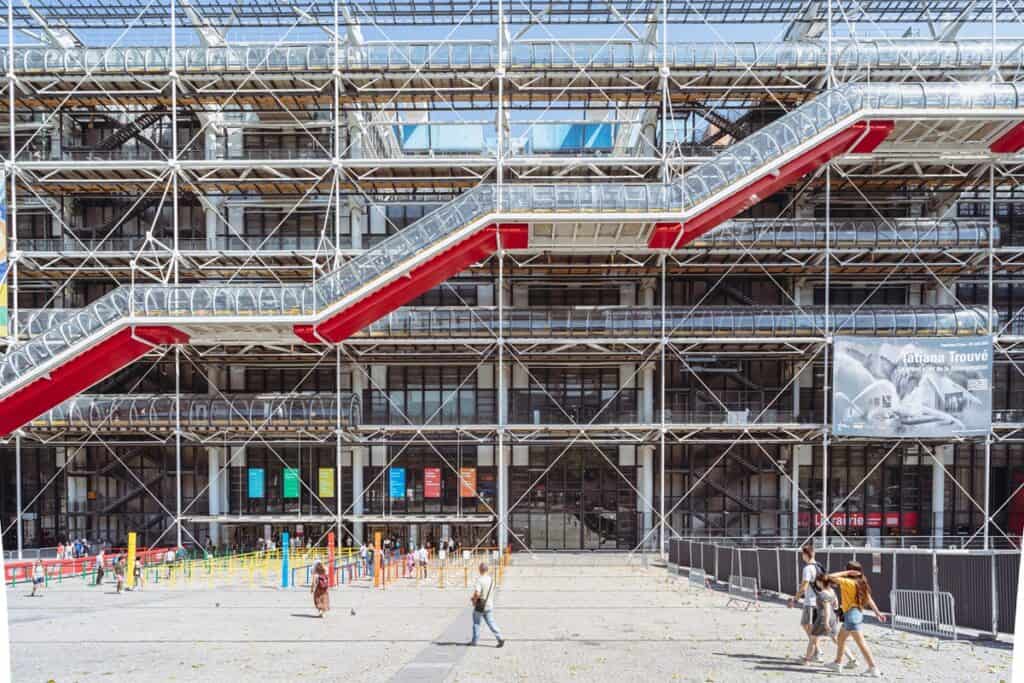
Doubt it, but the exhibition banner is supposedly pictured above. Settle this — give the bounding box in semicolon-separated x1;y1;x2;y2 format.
248;468;265;498
424;467;442;498
389;467;406;498
833;336;992;438
283;468;300;498
459;467;477;498
318;467;335;498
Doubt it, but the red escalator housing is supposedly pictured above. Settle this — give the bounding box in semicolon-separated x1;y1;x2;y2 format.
648;120;895;249
295;223;529;344
991;121;1024;154
0;326;189;437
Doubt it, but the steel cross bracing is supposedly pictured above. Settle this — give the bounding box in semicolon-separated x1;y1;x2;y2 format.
4;0;1024;558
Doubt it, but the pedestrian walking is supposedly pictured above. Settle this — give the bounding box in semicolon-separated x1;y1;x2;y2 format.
30;561;46;597
826;562;887;677
94;550;105;586
418;545;429;579
56;542;65;561
804;574;856;667
469;563;504;647
312;560;330;618
114;556;126;594
134;559;144;591
789;544;826;662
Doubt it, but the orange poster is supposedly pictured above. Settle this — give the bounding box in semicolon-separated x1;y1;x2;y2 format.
459;467;477;498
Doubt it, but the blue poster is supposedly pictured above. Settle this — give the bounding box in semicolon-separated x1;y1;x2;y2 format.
248;468;265;498
389;467;406;499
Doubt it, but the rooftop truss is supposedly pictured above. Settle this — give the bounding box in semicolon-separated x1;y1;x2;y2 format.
8;0;1023;28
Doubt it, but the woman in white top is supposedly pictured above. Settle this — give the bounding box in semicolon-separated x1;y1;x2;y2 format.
30;561;46;596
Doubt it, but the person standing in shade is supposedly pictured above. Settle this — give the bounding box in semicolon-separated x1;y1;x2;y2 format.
469;563;504;647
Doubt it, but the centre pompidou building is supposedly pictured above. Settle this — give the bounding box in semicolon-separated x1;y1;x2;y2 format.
2;0;1024;556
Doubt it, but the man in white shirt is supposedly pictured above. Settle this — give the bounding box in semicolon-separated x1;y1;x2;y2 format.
469;563;504;647
788;545;821;660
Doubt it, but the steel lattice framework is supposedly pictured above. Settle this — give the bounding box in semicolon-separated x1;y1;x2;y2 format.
2;0;1024;560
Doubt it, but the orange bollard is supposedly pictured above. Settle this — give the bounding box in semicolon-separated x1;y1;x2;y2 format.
374;532;382;588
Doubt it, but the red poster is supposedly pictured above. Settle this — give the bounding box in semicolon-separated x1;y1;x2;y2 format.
459;467;477;498
424;467;442;499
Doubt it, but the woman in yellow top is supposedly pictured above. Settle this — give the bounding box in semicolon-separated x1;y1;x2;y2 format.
825;561;887;678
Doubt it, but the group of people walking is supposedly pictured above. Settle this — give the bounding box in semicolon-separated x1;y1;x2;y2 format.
791;544;886;677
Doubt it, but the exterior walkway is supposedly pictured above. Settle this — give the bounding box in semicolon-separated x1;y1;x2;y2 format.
5;553;1013;681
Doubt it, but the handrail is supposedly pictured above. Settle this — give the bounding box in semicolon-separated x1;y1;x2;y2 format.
16;305;997;342
33;393;361;430
4;40;1022;74
15;218;997;256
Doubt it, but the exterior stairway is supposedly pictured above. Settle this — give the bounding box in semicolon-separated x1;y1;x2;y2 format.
1;82;1022;436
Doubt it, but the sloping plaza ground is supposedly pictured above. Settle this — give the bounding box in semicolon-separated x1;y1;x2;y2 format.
5;553;1013;682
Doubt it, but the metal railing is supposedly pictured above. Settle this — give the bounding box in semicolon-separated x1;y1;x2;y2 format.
18;218;995;257
890;589;957;643
5;39;1020;74
669;539;1018;636
32;393;361;431
362;305;994;339
12;304;997;347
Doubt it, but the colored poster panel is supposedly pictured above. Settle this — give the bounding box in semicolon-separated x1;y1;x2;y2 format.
389;467;406;498
424;467;442;498
318;468;335;497
283;468;300;499
833;336;992;438
248;468;265;498
459;467;477;498
0;191;7;338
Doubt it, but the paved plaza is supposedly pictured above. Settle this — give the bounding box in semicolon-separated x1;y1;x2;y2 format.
5;554;1014;682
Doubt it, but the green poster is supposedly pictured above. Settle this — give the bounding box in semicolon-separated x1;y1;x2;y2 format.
283;468;300;498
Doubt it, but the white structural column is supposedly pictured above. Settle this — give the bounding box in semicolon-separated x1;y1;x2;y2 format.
206;365;228;545
793;445;812;541
204;196;224;250
791;280;815;541
639;278;656;548
15;435;23;558
61;448;85;539
932;445;952;548
207;449;223;545
351;365;367;542
351;201;365;251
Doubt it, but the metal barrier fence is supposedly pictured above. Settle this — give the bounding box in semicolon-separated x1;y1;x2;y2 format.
890;589;957;643
669;539;1017;636
727;575;759;609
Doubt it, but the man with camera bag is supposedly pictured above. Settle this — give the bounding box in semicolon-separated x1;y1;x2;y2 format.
469;563;505;647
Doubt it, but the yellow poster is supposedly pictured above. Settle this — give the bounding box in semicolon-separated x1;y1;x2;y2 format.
318;467;335;497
